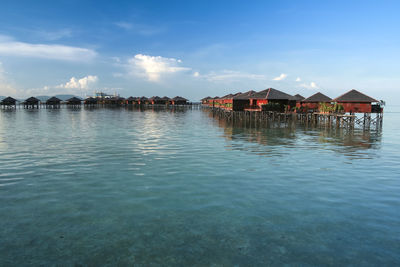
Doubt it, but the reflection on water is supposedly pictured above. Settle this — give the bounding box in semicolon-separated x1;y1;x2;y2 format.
207;111;382;160
0;108;399;266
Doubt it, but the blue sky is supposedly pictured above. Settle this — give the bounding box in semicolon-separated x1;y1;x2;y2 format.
0;0;399;102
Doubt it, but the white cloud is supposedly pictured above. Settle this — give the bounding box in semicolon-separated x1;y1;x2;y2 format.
296;77;301;82
272;73;287;81
25;75;98;97
193;71;200;77
56;75;98;90
202;70;266;82
128;54;191;82
300;81;319;89
0;35;97;61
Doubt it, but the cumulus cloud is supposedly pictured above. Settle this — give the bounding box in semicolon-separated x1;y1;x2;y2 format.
300;81;319;89
272;73;287;81
201;70;266;82
56;75;98;90
128;54;191;82
25;75;99;97
0;35;97;61
296;77;301;82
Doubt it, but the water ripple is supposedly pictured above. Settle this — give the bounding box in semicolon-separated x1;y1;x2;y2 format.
0;108;399;265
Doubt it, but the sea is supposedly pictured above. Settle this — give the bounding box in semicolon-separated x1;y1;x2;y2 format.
0;107;399;266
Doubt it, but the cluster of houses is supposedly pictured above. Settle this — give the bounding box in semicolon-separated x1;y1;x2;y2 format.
201;88;383;114
0;95;189;108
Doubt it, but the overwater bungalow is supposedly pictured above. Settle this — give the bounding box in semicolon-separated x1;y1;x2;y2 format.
299;92;331;112
250;88;296;111
217;92;243;110
125;96;137;105
332;89;381;113
138;96;149;105
293;94;305;102
106;96;125;106
84;97;98;106
23;97;40;109
207;96;217;107
171;96;188;105
150;96;166;105
161;96;171;104
46;97;61;108
0;96;17;108
231;90;257;111
201;96;212;105
66;97;82;107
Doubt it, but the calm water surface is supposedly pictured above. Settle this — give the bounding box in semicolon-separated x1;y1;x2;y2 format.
0;107;399;266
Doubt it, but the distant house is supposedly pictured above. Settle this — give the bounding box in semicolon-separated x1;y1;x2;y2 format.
171;96;188;105
66;97;82;106
23;97;40;109
138;96;149;105
201;96;212;105
299;92;332;111
161;96;171;104
293;94;305;102
106;96;125;106
332;89;380;113
46;97;61;108
125;96;137;105
231;90;257;111
149;96;164;105
208;96;220;107
250;88;295;110
0;97;17;108
84;97;98;106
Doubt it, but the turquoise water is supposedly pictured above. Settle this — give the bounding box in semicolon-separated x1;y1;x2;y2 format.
0;107;399;266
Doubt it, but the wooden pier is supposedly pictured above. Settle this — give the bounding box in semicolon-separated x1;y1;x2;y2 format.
204;107;383;130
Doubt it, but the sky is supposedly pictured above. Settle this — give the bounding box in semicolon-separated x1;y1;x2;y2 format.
0;0;399;102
